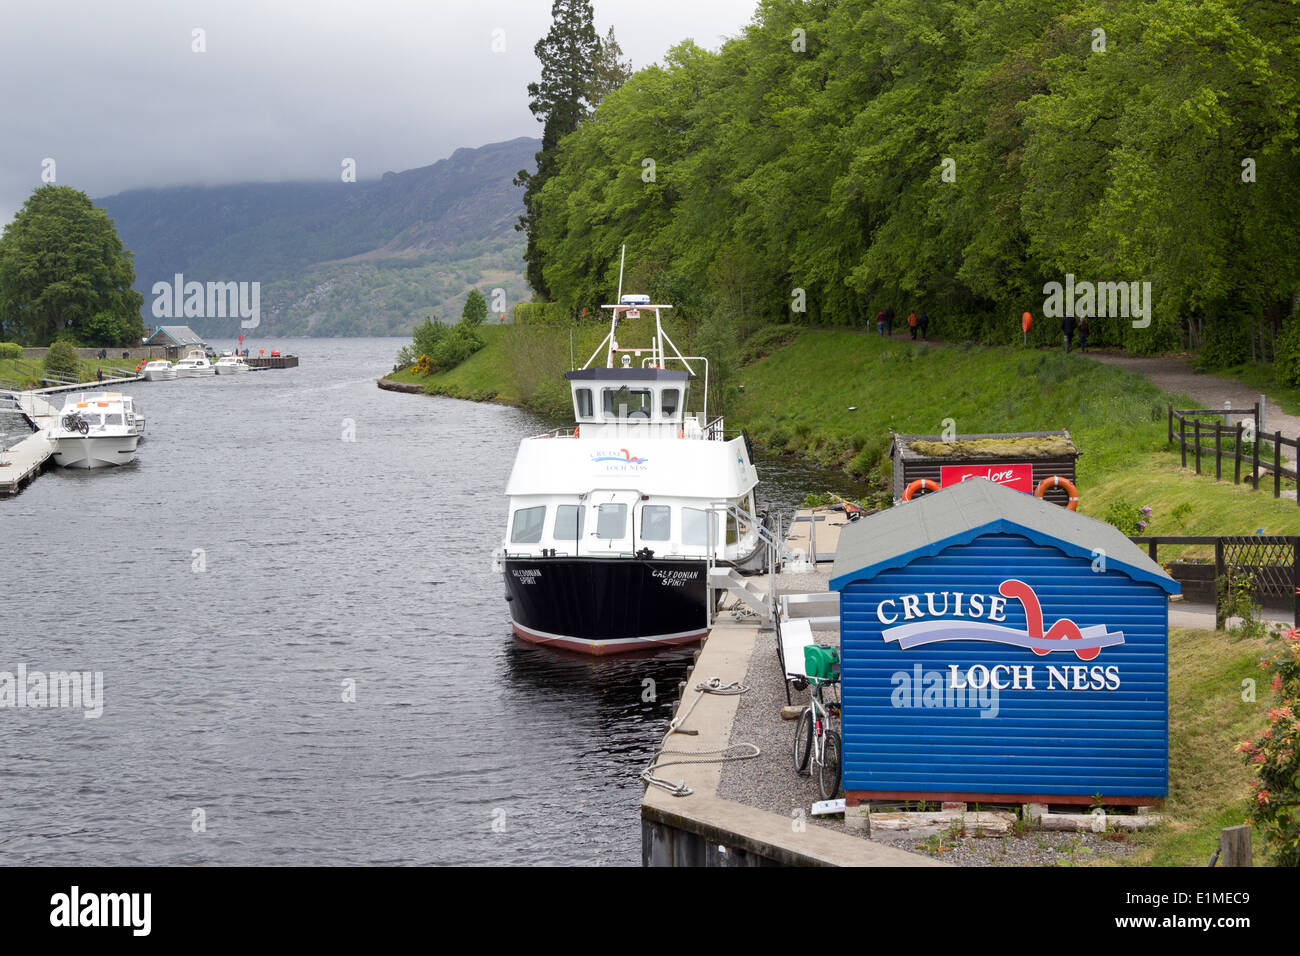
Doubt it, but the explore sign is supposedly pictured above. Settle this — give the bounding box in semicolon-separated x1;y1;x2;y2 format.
939;463;1033;493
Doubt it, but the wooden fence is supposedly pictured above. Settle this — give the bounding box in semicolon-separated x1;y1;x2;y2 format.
1133;534;1300;628
1168;404;1300;502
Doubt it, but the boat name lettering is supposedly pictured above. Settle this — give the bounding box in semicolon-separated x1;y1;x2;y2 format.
511;569;542;583
651;569;698;586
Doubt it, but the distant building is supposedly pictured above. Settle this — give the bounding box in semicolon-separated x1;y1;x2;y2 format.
143;326;206;358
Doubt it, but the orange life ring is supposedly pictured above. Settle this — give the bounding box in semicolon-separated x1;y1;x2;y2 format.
903;478;940;501
573;426;580;438
678;428;684;439
1034;475;1079;510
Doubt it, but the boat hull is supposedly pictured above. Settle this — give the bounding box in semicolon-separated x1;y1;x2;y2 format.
504;556;710;655
143;369;176;381
52;434;139;469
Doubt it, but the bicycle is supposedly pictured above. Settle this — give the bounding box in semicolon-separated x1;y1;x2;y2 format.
792;643;842;800
61;413;89;435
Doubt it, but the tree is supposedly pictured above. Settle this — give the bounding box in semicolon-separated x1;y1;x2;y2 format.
461;289;487;326
588;26;632;109
43;341;80;381
0;185;145;346
515;0;600;298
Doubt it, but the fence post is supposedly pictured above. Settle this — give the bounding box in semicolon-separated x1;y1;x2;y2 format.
1180;415;1187;468
1275;431;1282;499
1148;540;1158;561
1215;423;1222;481
1219;825;1252;867
1194;420;1201;474
1215;539;1225;631
1235;421;1243;484
1167;405;1173;445
1253;433;1261;490
1293;538;1299;629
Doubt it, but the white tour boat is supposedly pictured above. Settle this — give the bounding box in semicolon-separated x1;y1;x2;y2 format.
214;355;251;374
173;349;215;377
50;393;140;468
142;360;177;381
496;292;767;655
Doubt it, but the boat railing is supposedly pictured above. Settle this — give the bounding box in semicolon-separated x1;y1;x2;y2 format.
704;499;781;629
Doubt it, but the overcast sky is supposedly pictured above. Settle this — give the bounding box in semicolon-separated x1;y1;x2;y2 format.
0;0;759;226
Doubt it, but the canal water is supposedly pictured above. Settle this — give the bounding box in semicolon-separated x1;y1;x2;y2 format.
0;338;861;865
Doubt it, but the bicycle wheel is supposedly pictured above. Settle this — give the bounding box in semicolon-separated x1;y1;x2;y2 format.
793;708;813;775
819;729;842;800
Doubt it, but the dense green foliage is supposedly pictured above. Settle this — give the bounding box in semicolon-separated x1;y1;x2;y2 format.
461;289;487;326
42;341;80;380
0;342;20;359
513;302;573;325
0;186;145;347
531;0;1300;354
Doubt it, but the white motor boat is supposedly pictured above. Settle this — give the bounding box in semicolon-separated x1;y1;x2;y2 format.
496;291;767;655
173;349;215;377
214;355;251;375
50;393;140;468
142;360;177;381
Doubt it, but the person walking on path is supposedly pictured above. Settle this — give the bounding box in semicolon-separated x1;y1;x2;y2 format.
908;311;919;340
1061;315;1077;352
918;311;929;340
884;306;896;335
875;310;886;335
1078;317;1089;353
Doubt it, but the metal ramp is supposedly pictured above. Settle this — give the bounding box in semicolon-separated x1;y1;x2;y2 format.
708;567;771;623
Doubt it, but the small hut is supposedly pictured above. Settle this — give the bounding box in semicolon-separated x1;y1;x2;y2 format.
143;325;207;359
890;430;1080;507
831;478;1178;807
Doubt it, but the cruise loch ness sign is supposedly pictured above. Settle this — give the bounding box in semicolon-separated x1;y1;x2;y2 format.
830;478;1178;806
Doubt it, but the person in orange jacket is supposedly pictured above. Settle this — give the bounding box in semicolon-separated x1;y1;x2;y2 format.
908;311;919;340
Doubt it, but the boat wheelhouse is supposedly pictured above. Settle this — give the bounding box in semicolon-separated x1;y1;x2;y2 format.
498;294;766;655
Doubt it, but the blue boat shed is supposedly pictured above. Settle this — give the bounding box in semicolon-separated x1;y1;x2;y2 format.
830;478;1179;807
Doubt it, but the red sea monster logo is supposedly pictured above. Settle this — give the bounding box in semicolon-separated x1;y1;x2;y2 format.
591;449;648;464
997;579;1100;661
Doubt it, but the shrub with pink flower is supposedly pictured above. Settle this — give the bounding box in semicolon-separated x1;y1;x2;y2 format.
1239;627;1300;865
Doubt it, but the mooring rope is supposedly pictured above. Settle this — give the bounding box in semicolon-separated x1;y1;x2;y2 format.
641;677;761;797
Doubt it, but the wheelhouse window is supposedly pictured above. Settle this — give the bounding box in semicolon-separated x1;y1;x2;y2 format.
574;388;594;420
511;506;546;543
602;387;653;419
641;505;670;541
596;503;627;539
553;504;584;542
661;389;681;419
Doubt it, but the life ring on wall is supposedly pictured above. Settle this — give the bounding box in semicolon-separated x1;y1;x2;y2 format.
1034;475;1079;510
902;478;940;501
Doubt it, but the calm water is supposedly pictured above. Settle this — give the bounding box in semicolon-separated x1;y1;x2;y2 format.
0;338;852;866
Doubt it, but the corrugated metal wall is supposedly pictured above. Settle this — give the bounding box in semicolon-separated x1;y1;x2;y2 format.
841;533;1168;801
892;454;1078;503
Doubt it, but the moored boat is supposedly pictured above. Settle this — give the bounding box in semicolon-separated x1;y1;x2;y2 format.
173;349;214;377
496;292;766;655
50;393;140;468
142;360;177;381
214;355;251;374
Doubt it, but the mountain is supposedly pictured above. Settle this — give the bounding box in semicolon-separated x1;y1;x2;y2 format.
97;136;539;337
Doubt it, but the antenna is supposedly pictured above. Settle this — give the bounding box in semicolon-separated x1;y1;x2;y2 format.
615;244;625;304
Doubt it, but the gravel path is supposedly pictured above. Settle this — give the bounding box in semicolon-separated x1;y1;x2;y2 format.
1083;351;1300;443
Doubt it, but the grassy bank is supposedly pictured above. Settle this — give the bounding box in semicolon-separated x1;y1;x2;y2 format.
1131;626;1273;865
0;355;140;388
381;323;1300;535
